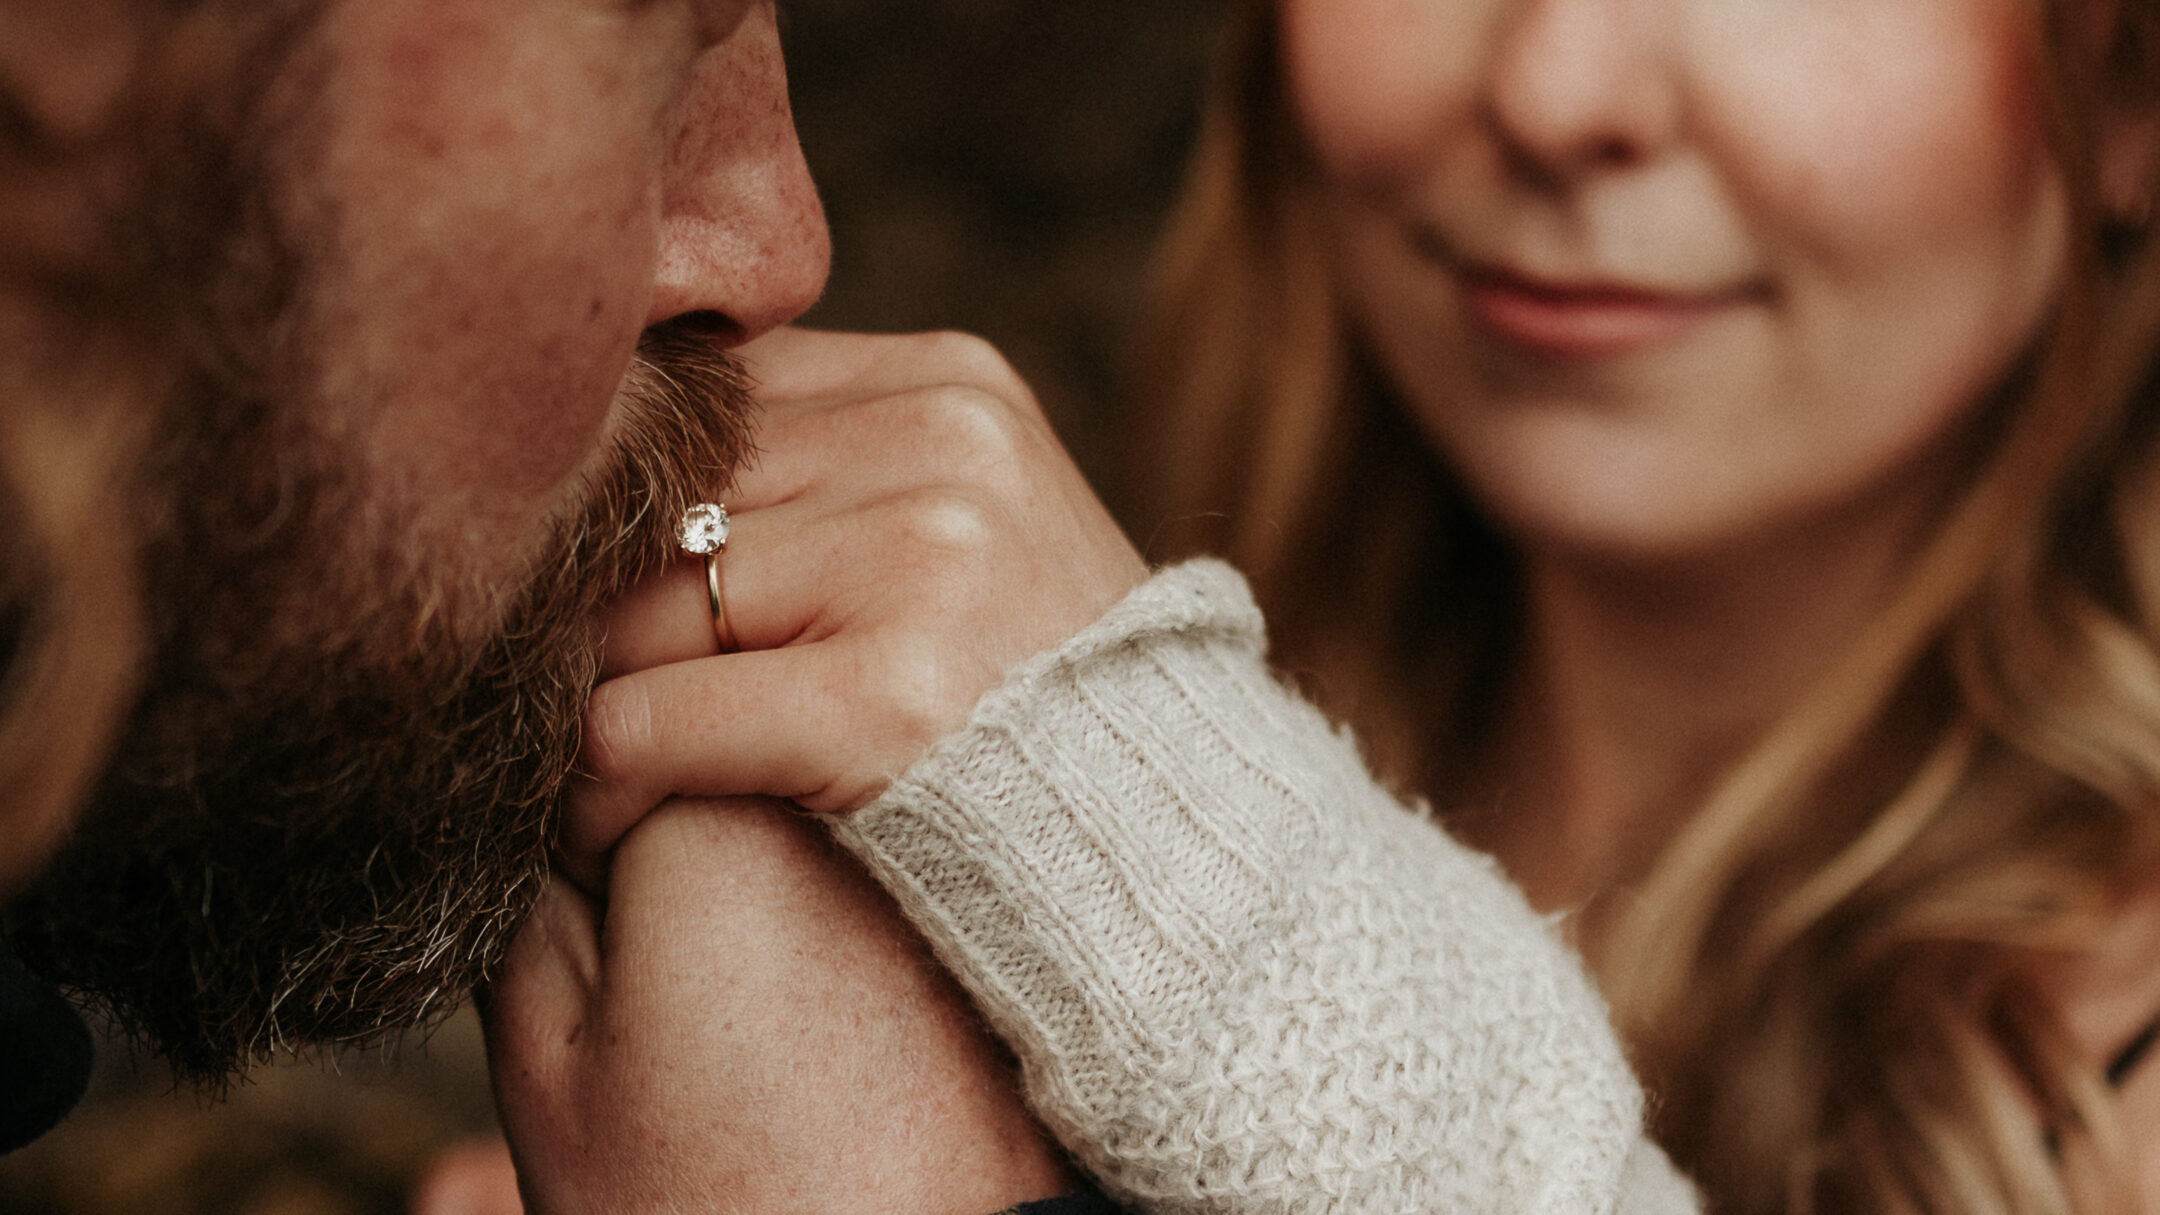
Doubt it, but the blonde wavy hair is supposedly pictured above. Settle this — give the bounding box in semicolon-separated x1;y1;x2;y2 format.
1127;2;2160;1211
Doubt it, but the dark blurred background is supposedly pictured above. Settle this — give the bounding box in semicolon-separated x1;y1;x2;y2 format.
787;0;1232;490
0;3;1229;1211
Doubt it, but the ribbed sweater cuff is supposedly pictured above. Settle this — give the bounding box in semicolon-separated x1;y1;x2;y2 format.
830;560;1327;1076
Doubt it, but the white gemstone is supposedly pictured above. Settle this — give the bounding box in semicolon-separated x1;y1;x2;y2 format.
677;503;730;554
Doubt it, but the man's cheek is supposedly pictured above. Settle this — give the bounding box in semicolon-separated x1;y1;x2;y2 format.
482;341;637;490
362;269;650;517
364;369;616;534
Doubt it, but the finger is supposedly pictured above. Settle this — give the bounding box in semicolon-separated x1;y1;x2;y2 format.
480;877;602;1117
480;877;603;1215
596;489;863;680
725;382;987;510
567;636;950;864
603;475;1024;680
568;646;845;866
719;382;1062;579
741;327;1034;412
597;557;715;681
738;326;897;402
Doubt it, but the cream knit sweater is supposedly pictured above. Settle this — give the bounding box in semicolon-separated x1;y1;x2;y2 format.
830;561;1699;1215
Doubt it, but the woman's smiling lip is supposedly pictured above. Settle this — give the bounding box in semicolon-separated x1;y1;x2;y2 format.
1458;262;1765;359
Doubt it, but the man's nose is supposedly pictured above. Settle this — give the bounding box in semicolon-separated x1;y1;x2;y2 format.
645;5;830;343
1484;0;1679;183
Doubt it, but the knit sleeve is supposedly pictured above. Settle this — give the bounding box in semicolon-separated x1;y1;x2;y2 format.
828;560;1697;1215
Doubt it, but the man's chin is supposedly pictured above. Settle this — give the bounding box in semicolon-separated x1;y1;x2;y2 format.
6;328;756;1081
12;623;579;1080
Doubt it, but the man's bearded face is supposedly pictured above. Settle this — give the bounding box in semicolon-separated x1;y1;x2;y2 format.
4;0;823;1081
14;332;754;1082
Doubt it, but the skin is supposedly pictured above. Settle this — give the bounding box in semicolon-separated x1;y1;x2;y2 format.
1275;0;2074;899
292;0;826;623
567;328;1148;849
1274;0;2091;908
0;0;160;896
491;797;1077;1214
1282;0;2067;562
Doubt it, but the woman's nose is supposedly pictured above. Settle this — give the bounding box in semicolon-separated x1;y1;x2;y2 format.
1483;0;1680;184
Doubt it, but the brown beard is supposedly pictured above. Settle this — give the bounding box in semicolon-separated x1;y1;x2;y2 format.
6;324;756;1083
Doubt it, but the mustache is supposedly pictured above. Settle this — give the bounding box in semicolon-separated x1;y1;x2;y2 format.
563;326;761;604
8;326;757;1083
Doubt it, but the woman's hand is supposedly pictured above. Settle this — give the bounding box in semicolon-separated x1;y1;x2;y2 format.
488;332;1115;1210
563;326;1147;882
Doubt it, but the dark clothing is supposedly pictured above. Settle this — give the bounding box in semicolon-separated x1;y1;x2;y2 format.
0;936;93;1153
1005;1190;1127;1215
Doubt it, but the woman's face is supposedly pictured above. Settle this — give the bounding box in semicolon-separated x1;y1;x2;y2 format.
1282;0;2071;560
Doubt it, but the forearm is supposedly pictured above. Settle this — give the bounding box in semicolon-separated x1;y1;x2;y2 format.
487;798;1077;1215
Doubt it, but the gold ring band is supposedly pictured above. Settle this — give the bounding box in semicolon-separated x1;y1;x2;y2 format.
704;550;738;653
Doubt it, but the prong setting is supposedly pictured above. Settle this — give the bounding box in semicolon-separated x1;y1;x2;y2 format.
677;503;730;555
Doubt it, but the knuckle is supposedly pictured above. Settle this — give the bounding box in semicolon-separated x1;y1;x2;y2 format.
908;385;1033;476
887;488;1001;560
856;631;977;749
912;328;1040;414
918;328;1006;381
577;680;653;785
